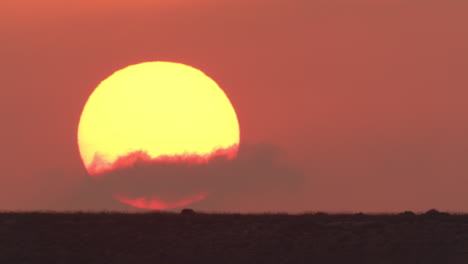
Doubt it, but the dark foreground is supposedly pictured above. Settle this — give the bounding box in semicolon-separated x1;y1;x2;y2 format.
1;210;467;264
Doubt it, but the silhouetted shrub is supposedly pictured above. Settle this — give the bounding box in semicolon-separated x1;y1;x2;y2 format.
424;209;450;217
181;208;196;215
398;211;416;216
354;212;366;218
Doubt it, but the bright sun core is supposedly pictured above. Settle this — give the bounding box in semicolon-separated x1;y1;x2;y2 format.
77;61;240;176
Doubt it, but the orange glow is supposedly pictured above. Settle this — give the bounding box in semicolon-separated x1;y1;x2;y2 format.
78;61;240;174
115;192;209;210
77;61;240;209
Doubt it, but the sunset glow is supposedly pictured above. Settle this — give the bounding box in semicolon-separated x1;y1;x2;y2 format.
115;192;209;210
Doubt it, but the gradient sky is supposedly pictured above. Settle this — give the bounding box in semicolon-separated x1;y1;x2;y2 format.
1;0;467;212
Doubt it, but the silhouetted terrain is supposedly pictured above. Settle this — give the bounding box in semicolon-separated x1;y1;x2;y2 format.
1;210;467;263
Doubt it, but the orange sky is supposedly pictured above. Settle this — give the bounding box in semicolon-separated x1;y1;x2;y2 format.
1;0;467;212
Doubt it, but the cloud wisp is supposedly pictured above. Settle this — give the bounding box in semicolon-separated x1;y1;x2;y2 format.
30;144;305;213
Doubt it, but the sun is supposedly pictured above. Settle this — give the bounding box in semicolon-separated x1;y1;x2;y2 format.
77;61;240;209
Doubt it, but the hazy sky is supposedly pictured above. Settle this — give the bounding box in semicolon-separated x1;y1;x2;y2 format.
1;0;467;212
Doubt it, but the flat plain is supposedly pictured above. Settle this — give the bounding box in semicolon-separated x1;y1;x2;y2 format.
1;210;467;264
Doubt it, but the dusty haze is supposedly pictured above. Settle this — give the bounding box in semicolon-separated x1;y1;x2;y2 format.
1;0;467;212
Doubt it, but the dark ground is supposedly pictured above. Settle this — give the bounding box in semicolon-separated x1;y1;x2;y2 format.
1;210;467;264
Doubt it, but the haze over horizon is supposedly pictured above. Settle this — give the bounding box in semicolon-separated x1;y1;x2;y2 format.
1;0;467;213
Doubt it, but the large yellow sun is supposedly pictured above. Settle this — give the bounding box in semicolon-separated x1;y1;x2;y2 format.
78;61;240;176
